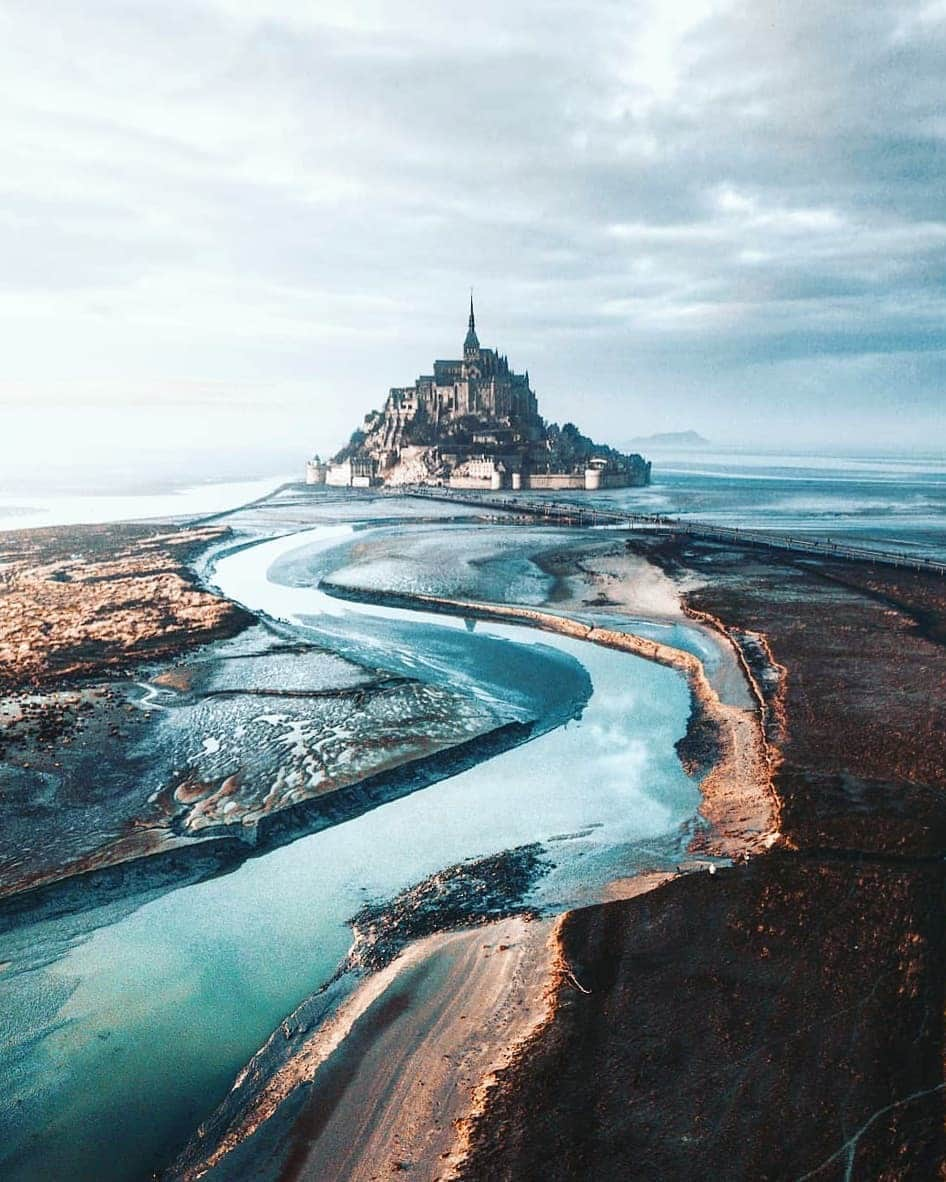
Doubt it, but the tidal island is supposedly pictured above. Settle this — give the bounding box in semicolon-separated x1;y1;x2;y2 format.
305;297;651;491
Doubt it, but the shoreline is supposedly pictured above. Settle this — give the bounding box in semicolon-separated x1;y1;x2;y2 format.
319;578;781;859
452;533;946;1180
0;522;593;918
178;917;560;1182
164;558;777;1181
0;714;538;930
165;847;556;1182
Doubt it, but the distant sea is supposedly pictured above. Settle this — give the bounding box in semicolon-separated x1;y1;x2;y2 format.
584;448;946;563
0;475;294;533
1;446;944;562
0;432;301;533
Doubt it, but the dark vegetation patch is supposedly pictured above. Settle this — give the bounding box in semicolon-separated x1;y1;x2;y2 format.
341;844;550;974
459;857;944;1182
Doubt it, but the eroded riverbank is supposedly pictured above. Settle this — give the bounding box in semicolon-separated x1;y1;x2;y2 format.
158;524;777;1182
319;578;780;860
0;511;719;1182
453;534;946;1182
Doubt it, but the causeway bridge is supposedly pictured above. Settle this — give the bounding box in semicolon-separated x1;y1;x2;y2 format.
391;485;946;578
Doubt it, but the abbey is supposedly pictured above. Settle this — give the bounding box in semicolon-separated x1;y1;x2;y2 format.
307;299;650;491
385;298;540;440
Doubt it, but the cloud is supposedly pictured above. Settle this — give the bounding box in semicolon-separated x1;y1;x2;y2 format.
0;0;944;465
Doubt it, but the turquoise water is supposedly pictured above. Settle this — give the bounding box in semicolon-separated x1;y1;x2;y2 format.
0;524;701;1182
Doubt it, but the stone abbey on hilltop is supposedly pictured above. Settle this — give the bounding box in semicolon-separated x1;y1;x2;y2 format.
306;299;650;491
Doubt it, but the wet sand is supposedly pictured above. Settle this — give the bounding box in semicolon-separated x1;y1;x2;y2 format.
275;916;554;1182
164;842;555;1182
534;540;691;618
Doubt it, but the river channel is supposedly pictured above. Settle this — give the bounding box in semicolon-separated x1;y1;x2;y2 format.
0;521;705;1182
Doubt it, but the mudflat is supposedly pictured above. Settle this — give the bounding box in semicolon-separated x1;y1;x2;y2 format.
456;536;946;1180
0;523;250;692
0;522;520;909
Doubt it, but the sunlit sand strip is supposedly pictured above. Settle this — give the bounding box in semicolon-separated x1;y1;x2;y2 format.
177;933;450;1179
322;584;782;858
175;917;555;1182
282;916;557;1182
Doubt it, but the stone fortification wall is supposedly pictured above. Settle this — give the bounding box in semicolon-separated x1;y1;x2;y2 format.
325;466;352;487
524;472;587;491
306;455;645;491
594;470;637;489
447;470;635;491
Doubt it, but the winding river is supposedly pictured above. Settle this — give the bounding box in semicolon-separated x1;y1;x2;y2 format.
0;522;706;1182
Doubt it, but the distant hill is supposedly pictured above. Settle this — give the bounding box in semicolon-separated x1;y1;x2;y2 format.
624;430;710;448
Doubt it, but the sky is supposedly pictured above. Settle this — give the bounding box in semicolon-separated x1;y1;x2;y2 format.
1;0;945;487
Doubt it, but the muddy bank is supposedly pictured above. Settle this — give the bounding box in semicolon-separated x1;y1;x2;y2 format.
646;538;946;845
0;714;536;933
455;537;946;1180
0;523;253;691
320;578;778;859
163;846;551;1182
458;856;944;1181
532;538;688;617
0;523;557;915
0;521;254;904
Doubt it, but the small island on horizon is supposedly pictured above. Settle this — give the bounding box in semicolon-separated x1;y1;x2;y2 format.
305;297;651;492
624;429;711;448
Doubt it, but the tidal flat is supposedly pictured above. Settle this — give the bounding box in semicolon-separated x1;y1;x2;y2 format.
6;482;939;1182
0;489;725;1182
456;534;946;1182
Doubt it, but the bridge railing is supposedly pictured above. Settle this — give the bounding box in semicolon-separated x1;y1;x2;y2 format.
386;484;946;577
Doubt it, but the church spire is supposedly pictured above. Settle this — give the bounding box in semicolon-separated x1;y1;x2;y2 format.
464;289;480;354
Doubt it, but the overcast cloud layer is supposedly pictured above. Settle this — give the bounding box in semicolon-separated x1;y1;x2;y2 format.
1;0;944;475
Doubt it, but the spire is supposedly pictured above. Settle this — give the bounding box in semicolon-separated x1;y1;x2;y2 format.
464;288;480;354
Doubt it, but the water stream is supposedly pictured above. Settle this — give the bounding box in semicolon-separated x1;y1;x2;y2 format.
0;522;703;1182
